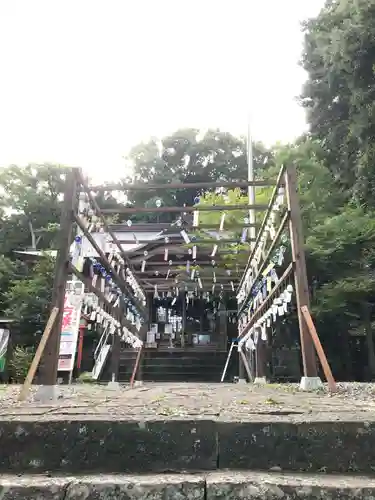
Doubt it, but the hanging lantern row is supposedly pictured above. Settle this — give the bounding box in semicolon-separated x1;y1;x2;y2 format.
75;190;146;305
82;295;143;348
88;257;143;325
122;326;143;349
83;294;120;332
238;284;294;351
238;243;286;320
236;186;286;306
125;268;146;304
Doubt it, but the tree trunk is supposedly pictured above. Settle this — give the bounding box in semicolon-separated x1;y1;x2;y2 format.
363;302;375;380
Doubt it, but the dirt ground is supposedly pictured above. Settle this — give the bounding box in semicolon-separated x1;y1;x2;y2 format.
1;382;375;422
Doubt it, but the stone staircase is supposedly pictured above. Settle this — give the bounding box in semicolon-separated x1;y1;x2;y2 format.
102;345;238;383
3;406;375;498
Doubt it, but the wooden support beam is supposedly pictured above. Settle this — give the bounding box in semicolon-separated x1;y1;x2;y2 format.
301;306;337;392
109;223;260;231
39;168;78;386
100;204;268;214
285;165;318;378
91;180;275;192
239;348;253;382
19;307;59;401
118;239;254;245
130;346;143;388
132;260;242;267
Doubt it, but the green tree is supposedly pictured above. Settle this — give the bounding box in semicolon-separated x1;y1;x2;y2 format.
300;0;375;205
4;256;55;344
0;164;66;255
120;128;274;222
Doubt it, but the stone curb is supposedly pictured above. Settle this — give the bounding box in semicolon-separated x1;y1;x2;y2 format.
2;419;375;474
1;472;375;499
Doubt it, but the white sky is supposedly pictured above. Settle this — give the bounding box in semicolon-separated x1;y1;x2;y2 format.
0;0;324;182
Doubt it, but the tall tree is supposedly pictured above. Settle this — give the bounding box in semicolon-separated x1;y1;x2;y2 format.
300;0;375;206
120;128;273;222
0;164;66;255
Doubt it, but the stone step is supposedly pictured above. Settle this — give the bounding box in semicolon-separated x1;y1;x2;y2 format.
2;472;375;499
2;417;375;475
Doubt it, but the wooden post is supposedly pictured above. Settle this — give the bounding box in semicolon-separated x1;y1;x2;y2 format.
182;292;189;346
39;168;78;385
301;306;337;392
255;337;267;379
130;346;143;388
19;308;59;401
110;330;120;383
239;348;253;382
180;292;185;348
285;164;318;378
239;351;246;381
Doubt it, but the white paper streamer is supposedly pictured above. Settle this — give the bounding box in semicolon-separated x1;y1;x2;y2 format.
219;213;226;231
180;230;190;244
192;245;197;259
164;248;169;261
211;244;218;257
141;260;146;272
193;210;199;227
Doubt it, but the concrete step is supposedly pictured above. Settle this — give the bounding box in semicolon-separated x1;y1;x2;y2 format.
110;349;230;383
3;417;375;475
3;472;375;499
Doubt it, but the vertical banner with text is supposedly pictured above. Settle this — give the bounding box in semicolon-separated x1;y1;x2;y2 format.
58;281;85;372
0;329;10;373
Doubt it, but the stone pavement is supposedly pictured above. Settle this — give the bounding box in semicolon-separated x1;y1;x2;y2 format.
1;382;375;476
1;382;375;421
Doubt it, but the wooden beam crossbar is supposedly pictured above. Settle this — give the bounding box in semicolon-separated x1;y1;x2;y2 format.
109;223;259;231
118;239;255;245
100;204;268;214
90;180;275;191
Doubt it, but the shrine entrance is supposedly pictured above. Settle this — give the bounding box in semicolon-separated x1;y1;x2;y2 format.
18;162;336;390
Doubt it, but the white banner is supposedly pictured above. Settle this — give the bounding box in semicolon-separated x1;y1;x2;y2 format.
58;281;85;372
0;329;10;373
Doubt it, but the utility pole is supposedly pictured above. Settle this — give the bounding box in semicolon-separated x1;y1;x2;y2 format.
239;116;256;383
247;117;256;249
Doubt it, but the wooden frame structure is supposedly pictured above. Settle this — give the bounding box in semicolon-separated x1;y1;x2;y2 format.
39;169;271;385
38;163;335;389
233;163;336;389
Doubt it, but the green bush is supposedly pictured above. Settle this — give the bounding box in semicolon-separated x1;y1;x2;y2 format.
9;346;34;383
77;371;95;384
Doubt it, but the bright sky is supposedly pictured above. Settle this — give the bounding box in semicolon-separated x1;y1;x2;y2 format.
0;0;324;182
